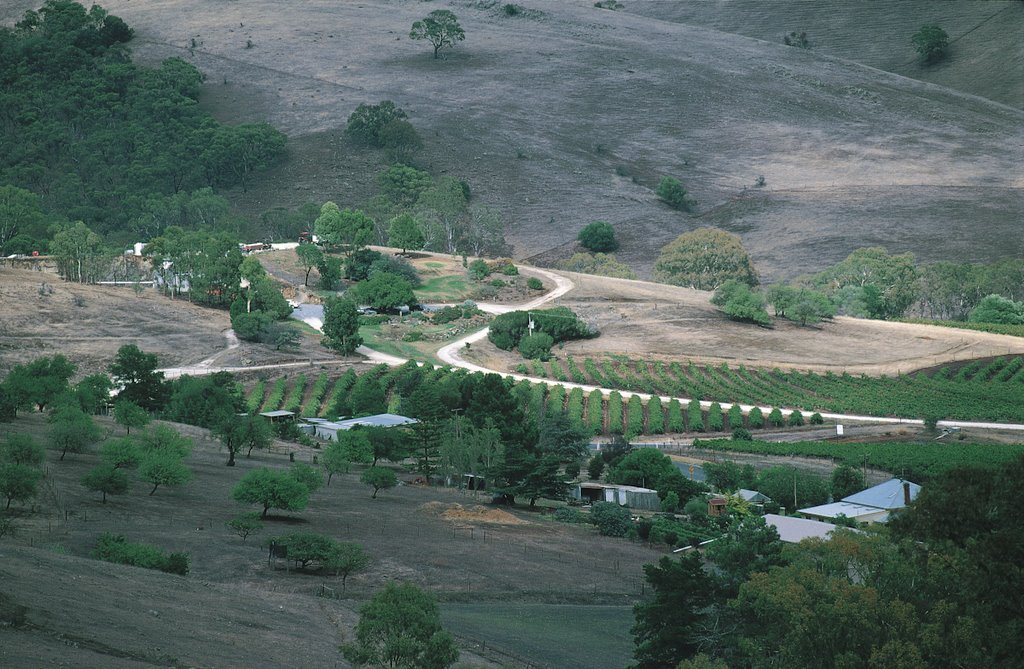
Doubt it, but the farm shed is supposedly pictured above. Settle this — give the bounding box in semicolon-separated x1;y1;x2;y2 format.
573;483;661;511
737;489;771;504
259;410;295;423
305;413;418;441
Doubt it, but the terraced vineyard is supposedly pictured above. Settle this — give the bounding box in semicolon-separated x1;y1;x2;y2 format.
534;355;1024;424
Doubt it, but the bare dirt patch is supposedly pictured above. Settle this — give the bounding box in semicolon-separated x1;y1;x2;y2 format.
465;269;1024;375
420;501;529;526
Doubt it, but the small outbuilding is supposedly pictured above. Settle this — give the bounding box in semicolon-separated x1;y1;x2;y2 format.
259;410;296;423
573;483;662;511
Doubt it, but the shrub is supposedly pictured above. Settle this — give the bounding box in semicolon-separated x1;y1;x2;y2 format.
554;507;587;524
911;25;949;64
708;403;724;432
656;176;694;211
527;277;543;290
810;412;824;425
732;427;752;441
501;264;519;276
346;101;408;147
712;281;770;325
518;332;554;360
557;252;637;280
591;501;632;537
748;407;764;428
662;491;680;513
783;31;810;48
489;278;506;288
92;533;189;575
467;259;490;281
577;221;618;253
503;3;523;16
788;410;805;427
768;408;785;427
226;512;264;541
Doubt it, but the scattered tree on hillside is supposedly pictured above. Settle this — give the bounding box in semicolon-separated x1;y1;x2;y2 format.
654;228;758;290
232;467;310;518
346;101;408;147
912;25;950;64
100;438;141;470
328;542;371;592
322;298;363;355
138;452;192;496
342;582;459;668
137;424;193;459
215;414;272;466
410;10;466;59
113;399;149;435
226;512;264;541
350;272;416;311
711;280;770;325
0;463;41;509
2;434;45;467
387;213;425;254
314;202;374;255
48;405;101;460
655;176;695;211
295;242;323;287
360;466;398;499
577;221;618;252
289;462;323;494
3;354;75;414
81;464;129;503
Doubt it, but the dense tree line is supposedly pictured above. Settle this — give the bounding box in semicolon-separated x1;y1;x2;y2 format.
631;455;1024;669
0;1;286;253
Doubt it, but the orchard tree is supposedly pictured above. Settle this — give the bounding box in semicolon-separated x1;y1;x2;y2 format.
912;25;949;64
410;10;466;59
138;424;193;459
387;213;425;253
138;452;192;496
295;242;323;287
289;462;323;494
342;582;459;668
100;438;141;470
81;464;129;503
49;405;101;460
215;414;272;466
322;297;363;355
654;228;758;290
113;399;149;435
0;463;41;509
327;542;371;591
3;354;75;413
322;440;352;485
2;434;45;467
361;466;398;499
577;221;618;252
232;467;310;518
226;512;264;541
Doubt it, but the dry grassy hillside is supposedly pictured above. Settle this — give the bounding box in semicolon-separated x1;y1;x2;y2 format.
2;0;1021;282
626;0;1024;109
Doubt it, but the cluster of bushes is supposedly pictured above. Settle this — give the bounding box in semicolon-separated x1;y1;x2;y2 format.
488;307;597;359
432;302;483;324
92;533;190;575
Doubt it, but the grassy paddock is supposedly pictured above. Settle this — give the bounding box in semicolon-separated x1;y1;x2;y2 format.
441;603;634;669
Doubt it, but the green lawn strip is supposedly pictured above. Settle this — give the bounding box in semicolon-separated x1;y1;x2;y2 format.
414;274;472;302
440;603;634;669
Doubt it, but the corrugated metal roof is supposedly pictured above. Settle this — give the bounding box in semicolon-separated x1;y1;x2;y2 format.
798;501;890;520
332;413;419;430
260;410;295;418
737;489;771;503
764;514;852;543
842;479;921;510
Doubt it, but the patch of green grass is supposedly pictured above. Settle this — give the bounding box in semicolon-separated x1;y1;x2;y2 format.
441;603;634;669
415;275;472;302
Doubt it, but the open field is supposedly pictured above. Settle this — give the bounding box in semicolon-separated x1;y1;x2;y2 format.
3;1;1018;281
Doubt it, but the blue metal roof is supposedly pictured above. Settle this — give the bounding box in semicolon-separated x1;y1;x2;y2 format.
842;479;921;510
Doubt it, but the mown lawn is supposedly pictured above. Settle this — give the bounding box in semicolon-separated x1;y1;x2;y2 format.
415;274;472;302
441;603;635;669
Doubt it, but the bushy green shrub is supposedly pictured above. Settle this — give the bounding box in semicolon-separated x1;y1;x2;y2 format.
768;408;785;427
527;277;543;290
92;533;189;575
810;412;824;425
591;501;632;537
519;332;554;360
656;176;694;211
748;407;764;428
554;507;587;524
501;264;519;276
788;410;804;427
